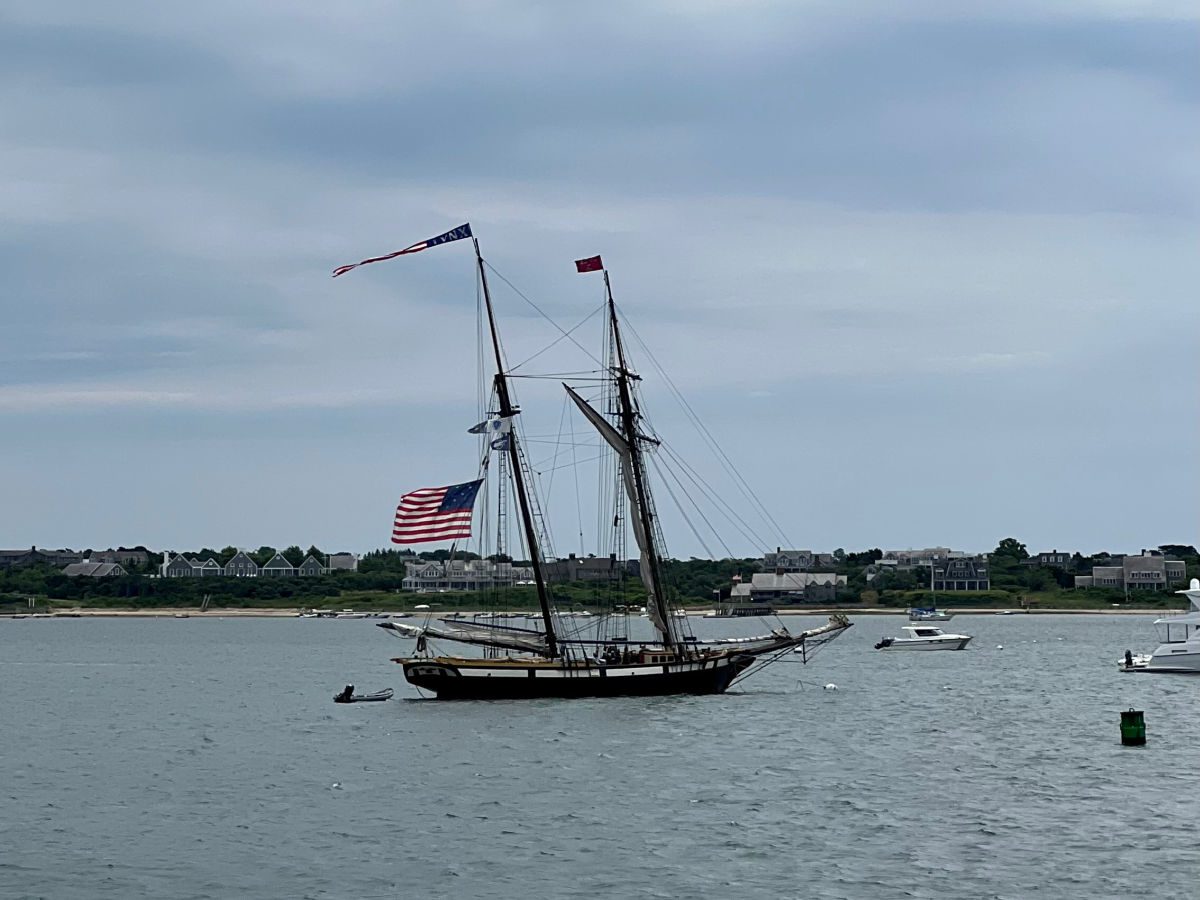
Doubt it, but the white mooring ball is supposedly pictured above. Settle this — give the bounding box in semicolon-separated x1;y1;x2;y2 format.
823;683;838;691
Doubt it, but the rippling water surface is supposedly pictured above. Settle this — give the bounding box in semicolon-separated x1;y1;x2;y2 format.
3;613;1198;899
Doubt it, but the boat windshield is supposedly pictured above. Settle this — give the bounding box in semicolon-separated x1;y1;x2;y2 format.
1153;617;1200;644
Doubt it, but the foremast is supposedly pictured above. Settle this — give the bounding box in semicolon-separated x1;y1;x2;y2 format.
474;239;559;659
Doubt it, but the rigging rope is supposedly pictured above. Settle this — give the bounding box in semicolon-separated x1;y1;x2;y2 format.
619;309;793;549
647;455;717;559
483;262;604;367
649;453;735;559
568;393;586;558
509;302;607;372
656;439;773;552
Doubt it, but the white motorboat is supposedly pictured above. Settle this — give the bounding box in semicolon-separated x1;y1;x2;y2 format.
875;624;972;651
1118;579;1200;674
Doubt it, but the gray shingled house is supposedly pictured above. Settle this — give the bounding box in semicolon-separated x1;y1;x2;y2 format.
197;558;222;577
162;553;198;577
298;555;326;576
262;553;295;577
224;551;259;577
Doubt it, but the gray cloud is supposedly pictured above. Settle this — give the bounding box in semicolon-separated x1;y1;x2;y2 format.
1;1;1196;555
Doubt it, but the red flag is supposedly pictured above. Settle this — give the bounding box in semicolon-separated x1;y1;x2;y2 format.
575;255;603;273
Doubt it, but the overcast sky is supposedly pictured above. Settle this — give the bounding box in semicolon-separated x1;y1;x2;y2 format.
2;0;1196;560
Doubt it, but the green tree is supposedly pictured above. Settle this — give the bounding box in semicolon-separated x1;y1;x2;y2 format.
254;546;277;566
1160;544;1198;558
1024;567;1053;591
282;545;305;566
1050;566;1075;589
993;538;1029;561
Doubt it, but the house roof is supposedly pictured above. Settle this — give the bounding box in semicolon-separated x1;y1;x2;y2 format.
299;555;323;568
226;551;258;567
63;562;123;577
263;553;294;570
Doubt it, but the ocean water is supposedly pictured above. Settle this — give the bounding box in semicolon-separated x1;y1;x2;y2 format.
2;613;1198;900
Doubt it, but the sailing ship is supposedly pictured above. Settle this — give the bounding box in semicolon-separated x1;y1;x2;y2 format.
336;226;851;699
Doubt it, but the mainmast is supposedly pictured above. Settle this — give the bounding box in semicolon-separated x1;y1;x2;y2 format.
474;239;558;658
604;272;679;651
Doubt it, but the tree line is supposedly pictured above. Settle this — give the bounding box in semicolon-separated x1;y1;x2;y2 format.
3;538;1195;610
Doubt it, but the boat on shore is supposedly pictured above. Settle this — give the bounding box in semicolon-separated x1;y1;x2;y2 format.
337;227;851;699
875;624;972;651
1118;579;1200;674
705;605;773;619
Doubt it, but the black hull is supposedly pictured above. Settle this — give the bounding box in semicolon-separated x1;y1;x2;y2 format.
401;655;756;700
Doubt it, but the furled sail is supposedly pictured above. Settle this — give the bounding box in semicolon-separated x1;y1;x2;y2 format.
563;384;669;639
694;616;851;651
376;619;549;655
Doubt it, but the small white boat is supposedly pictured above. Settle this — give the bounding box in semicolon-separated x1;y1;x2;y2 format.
1119;579;1200;674
908;607;953;622
875;624;972;651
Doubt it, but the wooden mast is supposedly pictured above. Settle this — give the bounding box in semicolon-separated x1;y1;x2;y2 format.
604;271;679;651
474;239;559;658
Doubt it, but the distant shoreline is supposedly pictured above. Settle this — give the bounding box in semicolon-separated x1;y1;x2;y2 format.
0;606;1176;619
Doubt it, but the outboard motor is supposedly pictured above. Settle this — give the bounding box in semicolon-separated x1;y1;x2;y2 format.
874;638;893;650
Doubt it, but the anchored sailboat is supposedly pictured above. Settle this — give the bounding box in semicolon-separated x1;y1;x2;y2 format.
336;228;850;699
909;562;953;622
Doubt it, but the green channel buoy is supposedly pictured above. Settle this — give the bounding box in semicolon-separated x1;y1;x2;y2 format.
1120;708;1146;746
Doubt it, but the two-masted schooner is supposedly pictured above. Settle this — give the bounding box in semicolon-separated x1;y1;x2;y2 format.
334;225;850;699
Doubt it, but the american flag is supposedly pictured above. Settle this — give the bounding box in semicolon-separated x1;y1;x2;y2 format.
391;479;483;544
332;223;473;277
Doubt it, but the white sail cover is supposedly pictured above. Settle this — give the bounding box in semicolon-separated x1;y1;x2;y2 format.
695;616;851;651
377;619;549;655
563;384;669;639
